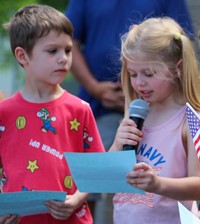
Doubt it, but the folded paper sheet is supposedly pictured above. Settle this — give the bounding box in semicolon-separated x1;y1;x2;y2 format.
178;202;200;224
64;151;144;194
0;191;66;216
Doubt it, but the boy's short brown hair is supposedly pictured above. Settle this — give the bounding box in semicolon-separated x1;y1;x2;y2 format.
3;4;74;56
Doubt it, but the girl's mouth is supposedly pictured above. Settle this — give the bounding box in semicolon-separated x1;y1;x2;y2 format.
139;90;153;98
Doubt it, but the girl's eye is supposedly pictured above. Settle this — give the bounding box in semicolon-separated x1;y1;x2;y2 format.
144;72;153;77
129;72;137;78
143;68;156;77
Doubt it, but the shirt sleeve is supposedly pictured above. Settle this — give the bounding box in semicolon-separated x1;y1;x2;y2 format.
83;104;105;153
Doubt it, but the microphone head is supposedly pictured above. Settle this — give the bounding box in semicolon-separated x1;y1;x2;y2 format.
128;99;149;119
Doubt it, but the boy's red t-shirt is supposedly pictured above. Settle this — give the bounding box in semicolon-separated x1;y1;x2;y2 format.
0;91;105;224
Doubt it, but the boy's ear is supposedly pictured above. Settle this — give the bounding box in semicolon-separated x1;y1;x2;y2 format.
15;47;29;65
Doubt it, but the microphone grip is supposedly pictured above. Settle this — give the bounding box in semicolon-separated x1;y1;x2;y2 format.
123;116;144;152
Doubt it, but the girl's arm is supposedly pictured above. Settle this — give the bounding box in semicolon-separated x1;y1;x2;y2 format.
126;119;200;200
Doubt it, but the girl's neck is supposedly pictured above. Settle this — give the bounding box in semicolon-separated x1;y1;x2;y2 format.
145;93;185;127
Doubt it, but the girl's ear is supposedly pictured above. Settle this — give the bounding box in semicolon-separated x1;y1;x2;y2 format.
14;47;29;66
175;59;183;78
176;59;183;69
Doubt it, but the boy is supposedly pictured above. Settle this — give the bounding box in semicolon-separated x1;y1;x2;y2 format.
0;4;104;224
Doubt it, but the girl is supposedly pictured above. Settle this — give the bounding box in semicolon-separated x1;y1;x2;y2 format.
110;17;200;223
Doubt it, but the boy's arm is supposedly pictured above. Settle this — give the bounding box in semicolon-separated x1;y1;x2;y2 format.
45;190;90;220
70;190;89;208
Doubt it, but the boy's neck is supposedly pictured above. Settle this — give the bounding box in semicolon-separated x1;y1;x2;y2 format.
20;85;64;103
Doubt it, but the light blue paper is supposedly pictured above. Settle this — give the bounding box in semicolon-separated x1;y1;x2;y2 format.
0;191;66;216
178;202;200;224
64;151;144;194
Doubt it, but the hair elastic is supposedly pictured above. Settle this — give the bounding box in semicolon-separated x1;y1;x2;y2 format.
130;24;138;30
174;32;181;40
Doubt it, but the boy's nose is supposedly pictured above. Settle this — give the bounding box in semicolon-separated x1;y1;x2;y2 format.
57;56;67;64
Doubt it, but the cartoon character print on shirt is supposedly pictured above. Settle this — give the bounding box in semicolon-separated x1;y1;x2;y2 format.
1;170;7;188
69;118;80;131
67;118;81;190
114;143;166;208
83;127;93;149
37;108;57;134
69;117;94;148
0;120;5;138
22;186;34;191
16;116;26;129
64;175;73;189
26;160;39;173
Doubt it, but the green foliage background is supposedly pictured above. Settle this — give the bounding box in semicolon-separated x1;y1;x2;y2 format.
0;0;69;33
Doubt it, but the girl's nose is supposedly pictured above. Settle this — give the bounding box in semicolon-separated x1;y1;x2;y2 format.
135;75;146;86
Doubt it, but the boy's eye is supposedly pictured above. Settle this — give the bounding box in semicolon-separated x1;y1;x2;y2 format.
48;49;57;54
65;49;72;54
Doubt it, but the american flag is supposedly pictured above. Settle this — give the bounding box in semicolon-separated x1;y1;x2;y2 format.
186;102;200;160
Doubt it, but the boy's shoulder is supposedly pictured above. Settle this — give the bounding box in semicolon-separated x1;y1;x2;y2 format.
0;92;18;106
66;91;90;107
62;91;93;117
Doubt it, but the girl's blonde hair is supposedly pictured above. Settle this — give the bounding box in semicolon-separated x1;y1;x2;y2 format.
121;17;200;116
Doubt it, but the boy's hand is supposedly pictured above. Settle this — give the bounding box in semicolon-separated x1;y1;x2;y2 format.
45;193;86;220
0;215;19;224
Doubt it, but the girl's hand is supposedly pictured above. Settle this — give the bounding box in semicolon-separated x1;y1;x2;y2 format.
109;117;143;151
45;194;80;220
0;215;19;224
126;162;160;193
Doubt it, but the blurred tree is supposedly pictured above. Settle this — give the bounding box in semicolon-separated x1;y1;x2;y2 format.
39;0;69;12
0;0;37;67
0;0;69;62
0;0;37;34
0;0;69;34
